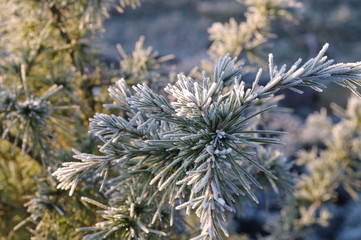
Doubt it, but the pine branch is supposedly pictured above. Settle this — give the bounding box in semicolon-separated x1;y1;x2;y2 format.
53;44;361;239
0;126;42;164
49;2;84;75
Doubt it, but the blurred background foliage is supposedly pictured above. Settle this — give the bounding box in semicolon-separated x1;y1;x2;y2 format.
98;0;361;112
1;0;361;239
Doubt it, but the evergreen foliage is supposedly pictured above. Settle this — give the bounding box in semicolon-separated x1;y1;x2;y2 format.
207;0;302;62
54;45;361;239
1;0;361;240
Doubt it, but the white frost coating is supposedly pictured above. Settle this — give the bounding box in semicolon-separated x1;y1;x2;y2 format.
194;167;212;193
206;145;214;154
